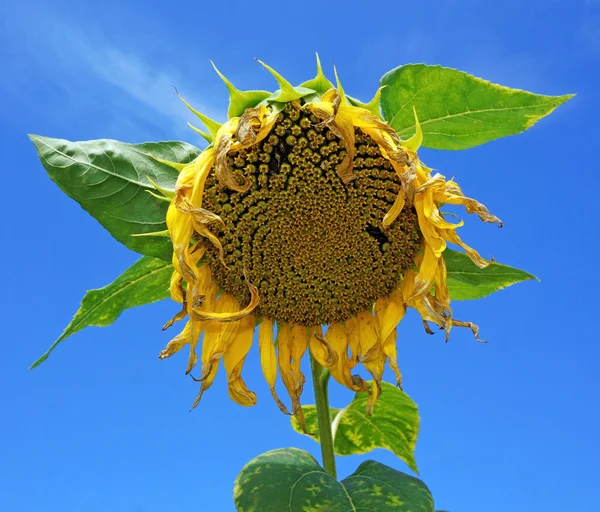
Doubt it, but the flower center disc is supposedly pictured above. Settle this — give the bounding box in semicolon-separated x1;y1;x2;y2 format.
202;102;422;326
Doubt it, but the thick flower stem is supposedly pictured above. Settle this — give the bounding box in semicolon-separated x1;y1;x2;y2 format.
310;354;337;479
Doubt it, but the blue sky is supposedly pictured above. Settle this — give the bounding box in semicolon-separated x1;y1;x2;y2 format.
1;0;599;510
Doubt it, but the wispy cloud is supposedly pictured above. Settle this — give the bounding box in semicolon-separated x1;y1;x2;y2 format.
1;4;223;141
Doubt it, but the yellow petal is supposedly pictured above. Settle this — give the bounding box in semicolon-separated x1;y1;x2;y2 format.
223;315;257;406
346;317;361;368
410;244;440;302
258;318;290;414
382;190;406;228
192;279;260;322
374;288;407;344
278;323;307;430
158;320;192;360
357;311;385;415
190;294;241;409
324;323;368;392
382;330;403;389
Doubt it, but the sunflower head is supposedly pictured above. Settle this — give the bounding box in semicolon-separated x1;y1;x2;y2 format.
155;55;501;427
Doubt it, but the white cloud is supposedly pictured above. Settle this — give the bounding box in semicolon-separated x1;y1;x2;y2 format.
1;4;223;141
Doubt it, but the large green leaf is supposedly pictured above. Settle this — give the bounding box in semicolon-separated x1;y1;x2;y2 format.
30;136;200;261
31;256;172;369
380;64;573;150
234;448;434;512
291;382;420;473
445;249;537;300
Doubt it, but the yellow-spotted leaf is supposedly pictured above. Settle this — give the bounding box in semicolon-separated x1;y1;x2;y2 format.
380;64;573;150
445;249;537;300
30;136;200;261
291;382;420;473
30;256;172;369
234;448;434;512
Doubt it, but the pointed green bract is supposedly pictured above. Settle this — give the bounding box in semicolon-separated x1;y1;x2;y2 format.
380;64;574;150
291;382;420;473
176;91;222;142
187;122;213;144
348;86;385;118
30;256;172;369
402;106;423;151
255;58;314;102
445;249;538;300
131;229;170;237
300;53;334;96
146;176;175;199
333;65;349;105
30;136;199;261
210;61;271;118
234;448;434;512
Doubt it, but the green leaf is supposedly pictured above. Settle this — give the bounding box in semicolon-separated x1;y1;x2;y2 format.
234;448;434;512
30;136;200;261
30;256;172;369
290;382;420;473
445;249;538;300
380;64;573;150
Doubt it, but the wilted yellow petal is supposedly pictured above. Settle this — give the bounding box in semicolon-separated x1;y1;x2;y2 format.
382;190;406;227
375;287;407;344
223;316;257;406
258;318;290;414
382;329;402;388
324;323;368;392
192;280;260;322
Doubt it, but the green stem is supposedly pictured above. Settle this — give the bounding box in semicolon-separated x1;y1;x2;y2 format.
310;354;337;478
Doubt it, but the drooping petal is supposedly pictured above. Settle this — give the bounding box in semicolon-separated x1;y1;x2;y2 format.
191;294;242;409
277;323;307;431
258;318;289;414
357;311;385;415
223;315;257;406
323;323;368;392
382;189;406;228
382;329;403;389
191;279;260;322
309;328;337;369
374;287;407;344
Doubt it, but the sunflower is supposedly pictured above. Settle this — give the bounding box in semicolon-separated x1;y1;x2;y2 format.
154;56;501;428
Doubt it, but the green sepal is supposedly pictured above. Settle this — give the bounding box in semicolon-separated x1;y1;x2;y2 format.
131;229;170;237
187;123;213;144
255;58;314;102
176;90;222;142
210;60;271;118
333;66;349;105
347;86;385;119
300;53;334;96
